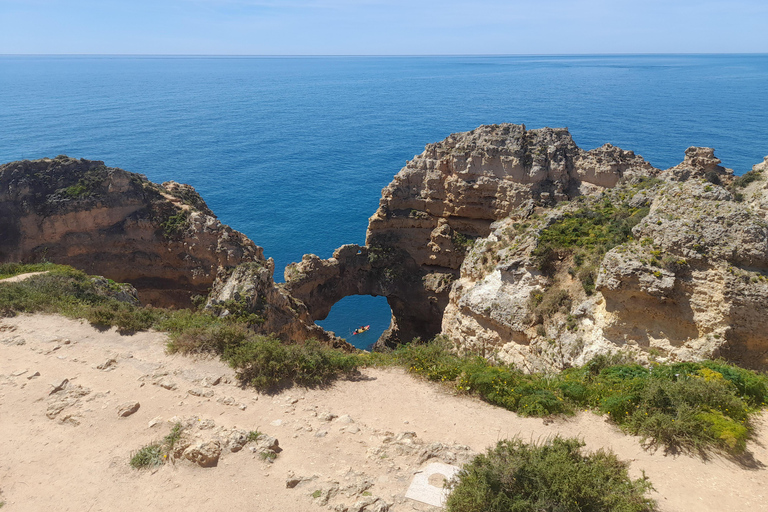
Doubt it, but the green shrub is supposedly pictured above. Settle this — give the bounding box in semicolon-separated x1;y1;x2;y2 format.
167;322;254;354
226;337;360;391
732;169;763;188
388;336;465;382
445;437;656;512
517;388;567;416
163;423;184;452
532;200;650;291
130;423;185;469
613;372;751;454
452;232;475;251
129;444;164;469
85;302;160;333
161;210;189;238
529;286;572;323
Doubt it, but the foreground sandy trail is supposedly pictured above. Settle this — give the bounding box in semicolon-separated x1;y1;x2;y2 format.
0;314;766;512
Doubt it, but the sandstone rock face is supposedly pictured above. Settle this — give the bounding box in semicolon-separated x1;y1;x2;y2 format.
660;146;734;183
205;260;352;348
442;148;768;371
0;156;261;306
286;124;655;348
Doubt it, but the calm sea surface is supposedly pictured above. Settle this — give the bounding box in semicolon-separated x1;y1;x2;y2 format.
1;55;767;347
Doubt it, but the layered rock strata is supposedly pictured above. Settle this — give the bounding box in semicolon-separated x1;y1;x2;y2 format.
443;147;768;370
0;156;260;306
284;123;768;369
286;124;656;348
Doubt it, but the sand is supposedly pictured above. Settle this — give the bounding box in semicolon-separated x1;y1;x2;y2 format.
0;313;766;511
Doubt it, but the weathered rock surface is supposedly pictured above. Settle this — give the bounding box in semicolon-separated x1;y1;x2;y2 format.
46;379;91;425
284;123;768;369
443;149;768;370
285;124;656;348
117;401;140;417
205;261;352;348
0;156;261;306
152;416;280;468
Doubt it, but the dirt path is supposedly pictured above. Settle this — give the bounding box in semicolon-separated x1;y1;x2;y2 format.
0;314;766;511
0;272;48;283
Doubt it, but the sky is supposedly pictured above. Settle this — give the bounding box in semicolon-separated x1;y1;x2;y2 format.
0;0;766;55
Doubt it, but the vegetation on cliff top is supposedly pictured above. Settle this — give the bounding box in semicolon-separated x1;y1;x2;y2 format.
533;198;650;295
378;337;767;457
1;264;766;455
0;263;359;392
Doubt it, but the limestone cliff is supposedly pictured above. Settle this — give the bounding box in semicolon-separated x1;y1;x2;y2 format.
285;124;655;348
0;156;261;306
443;147;768;370
204;260;352;349
282;123;768;369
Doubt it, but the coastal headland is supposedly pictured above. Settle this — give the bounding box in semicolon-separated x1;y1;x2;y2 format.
2;124;768;511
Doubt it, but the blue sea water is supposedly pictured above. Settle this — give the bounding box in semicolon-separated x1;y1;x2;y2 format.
1;54;767;348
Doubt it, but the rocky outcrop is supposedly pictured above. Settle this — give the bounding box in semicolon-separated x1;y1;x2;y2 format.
0;156;261;306
660;146;734;183
443;150;768;371
286;124;656;348
205;260;352;348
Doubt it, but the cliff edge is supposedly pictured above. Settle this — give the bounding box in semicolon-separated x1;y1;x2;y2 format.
0;155;260;306
283;124;768;369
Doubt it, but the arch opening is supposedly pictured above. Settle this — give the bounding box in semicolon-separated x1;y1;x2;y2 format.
316;295;392;350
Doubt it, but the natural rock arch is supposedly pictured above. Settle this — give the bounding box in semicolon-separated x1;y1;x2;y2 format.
282;244;444;347
283;124;656;348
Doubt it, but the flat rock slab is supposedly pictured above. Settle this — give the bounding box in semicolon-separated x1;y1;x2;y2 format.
404;462;461;508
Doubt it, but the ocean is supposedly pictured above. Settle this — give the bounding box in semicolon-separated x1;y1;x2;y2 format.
1;54;767;348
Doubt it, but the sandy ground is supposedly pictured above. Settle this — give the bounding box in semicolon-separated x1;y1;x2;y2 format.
0;314;767;512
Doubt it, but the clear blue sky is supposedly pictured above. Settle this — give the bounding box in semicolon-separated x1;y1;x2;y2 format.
1;0;766;55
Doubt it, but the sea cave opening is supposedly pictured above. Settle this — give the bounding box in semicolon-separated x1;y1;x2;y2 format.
315;295;391;350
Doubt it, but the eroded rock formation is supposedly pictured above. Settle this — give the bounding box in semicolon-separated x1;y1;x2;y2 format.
0;156;261;306
283;123;768;369
0;156;348;346
286;124;656;348
443;147;768;370
7;128;767;369
205;260;351;348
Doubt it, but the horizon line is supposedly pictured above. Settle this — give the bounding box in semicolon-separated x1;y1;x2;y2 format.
2;52;768;58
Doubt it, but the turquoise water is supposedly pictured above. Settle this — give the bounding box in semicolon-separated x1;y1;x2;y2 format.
2;55;767;348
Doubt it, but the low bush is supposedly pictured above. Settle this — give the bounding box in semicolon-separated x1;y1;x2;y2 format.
385;336;465;383
532;200;650;291
445;437;656;512
732;169;763;188
130;422;184;469
129;444;165;469
227;337;361;391
386;337;767;455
